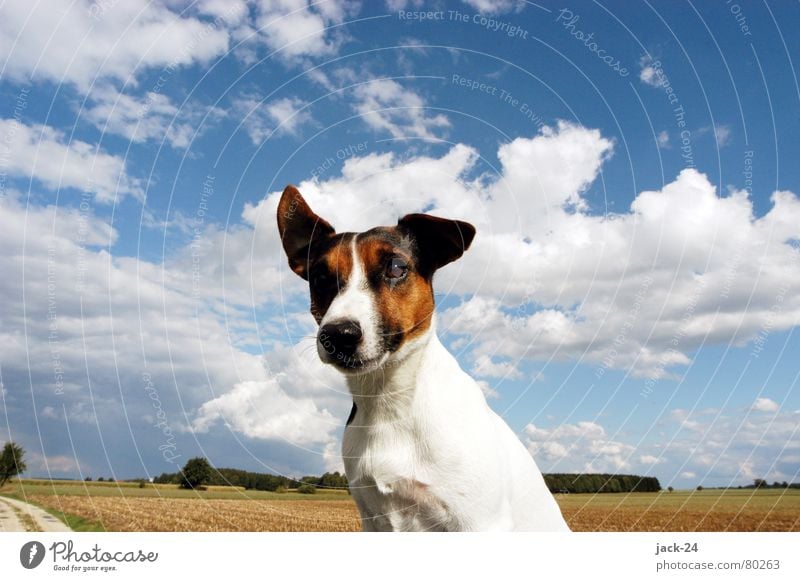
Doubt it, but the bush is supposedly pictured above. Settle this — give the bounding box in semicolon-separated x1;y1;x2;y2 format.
138;479;146;489
297;483;316;494
275;485;289;494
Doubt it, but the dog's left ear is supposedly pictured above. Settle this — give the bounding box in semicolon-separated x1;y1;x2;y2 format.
277;185;335;279
398;213;476;277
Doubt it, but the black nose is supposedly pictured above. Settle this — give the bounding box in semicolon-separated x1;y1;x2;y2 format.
319;321;363;356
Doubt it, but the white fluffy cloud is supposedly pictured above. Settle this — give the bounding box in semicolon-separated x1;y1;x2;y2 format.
523;397;799;484
657;404;800;485
83;87;226;149
0;0;229;92
233;94;313;144
0;190;348;476
639;55;666;88
353;78;451;139
254;0;360;61
524;421;636;473
460;0;524;14
238;120;800;381
752;398;780;413
0;118;142;202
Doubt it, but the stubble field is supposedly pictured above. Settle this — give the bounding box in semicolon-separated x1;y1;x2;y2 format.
2;480;799;532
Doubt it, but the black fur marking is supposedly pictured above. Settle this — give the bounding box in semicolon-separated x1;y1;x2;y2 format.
346;402;357;426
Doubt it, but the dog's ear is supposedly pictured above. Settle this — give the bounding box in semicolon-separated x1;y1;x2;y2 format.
398;213;476;277
277;185;334;279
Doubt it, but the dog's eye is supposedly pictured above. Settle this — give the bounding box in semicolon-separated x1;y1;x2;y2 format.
385;257;408;280
312;272;335;289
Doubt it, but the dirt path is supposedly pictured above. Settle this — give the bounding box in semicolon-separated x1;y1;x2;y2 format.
0;496;71;532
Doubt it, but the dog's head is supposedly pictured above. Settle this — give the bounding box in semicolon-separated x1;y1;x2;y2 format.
277;185;475;375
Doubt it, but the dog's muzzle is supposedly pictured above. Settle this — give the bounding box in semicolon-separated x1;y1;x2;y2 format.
318;320;364;366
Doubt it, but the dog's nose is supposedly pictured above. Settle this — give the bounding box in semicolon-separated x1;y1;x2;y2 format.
319;321;363;356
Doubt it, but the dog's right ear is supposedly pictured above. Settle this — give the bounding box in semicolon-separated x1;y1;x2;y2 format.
277;185;334;280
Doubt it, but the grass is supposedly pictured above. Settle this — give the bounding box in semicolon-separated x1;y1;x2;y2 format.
5;479;350;501
3;480;799;532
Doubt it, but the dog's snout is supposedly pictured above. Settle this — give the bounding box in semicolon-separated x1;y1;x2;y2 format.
319;321;363;355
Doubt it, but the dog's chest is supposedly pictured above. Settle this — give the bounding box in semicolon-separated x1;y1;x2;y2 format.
343;418;458;531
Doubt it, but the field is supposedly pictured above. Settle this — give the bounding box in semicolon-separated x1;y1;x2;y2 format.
2;480;799;532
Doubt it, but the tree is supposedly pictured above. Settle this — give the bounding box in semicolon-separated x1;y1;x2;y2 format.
180;457;212;489
696;485;704;491
754;478;767;489
0;442;27;487
667;486;674;493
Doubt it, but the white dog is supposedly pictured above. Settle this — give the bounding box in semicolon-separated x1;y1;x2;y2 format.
277;185;569;531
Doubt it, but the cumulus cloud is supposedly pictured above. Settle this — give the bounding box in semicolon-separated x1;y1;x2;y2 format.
233;94;313;144
752;397;780;413
460;0;524;14
0;118;142;202
713;124;732;147
524;421;636;473
639;55;667;88
657;404;800;485
0;190;348;477
522;400;800;485
82;87;226;149
254;0;360;62
0;0;229;92
352;78;451;139
238;121;800;381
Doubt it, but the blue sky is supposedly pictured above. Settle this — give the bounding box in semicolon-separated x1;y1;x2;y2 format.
1;0;799;489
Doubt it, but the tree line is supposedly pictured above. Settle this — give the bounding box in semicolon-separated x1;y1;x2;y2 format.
152;462;349;492
155;457;661;494
543;473;662;493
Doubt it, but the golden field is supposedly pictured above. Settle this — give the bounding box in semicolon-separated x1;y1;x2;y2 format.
2;480;799;532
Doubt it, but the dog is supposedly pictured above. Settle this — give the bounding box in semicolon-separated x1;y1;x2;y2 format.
277;184;569;531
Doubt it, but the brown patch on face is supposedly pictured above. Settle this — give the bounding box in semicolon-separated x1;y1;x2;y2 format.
356;228;435;352
307;233;355;323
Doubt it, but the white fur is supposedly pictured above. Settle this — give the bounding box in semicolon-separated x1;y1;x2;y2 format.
342;317;570;532
317;236;383;365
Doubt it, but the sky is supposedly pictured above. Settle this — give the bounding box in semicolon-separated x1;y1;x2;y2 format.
1;0;799;489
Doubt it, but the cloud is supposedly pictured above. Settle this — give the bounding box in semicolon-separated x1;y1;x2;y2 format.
472;354;522;380
0;0;229;92
254;0;360;62
192;380;337;446
0;118;142;202
352;78;451;139
524;421;636;472
639;55;667;88
0;191;348;477
714;124;732;147
657;130;670;149
658;405;800;485
233;94;313;144
82;86;226;149
752;397;780;413
238;121;800;381
460;0;524;13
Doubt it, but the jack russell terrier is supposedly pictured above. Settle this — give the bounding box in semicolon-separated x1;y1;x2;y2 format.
277;185;569;532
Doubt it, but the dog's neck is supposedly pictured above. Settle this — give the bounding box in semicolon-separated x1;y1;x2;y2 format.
344;316;442;422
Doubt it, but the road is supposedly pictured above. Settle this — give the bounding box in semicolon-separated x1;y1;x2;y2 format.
0;496;71;532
